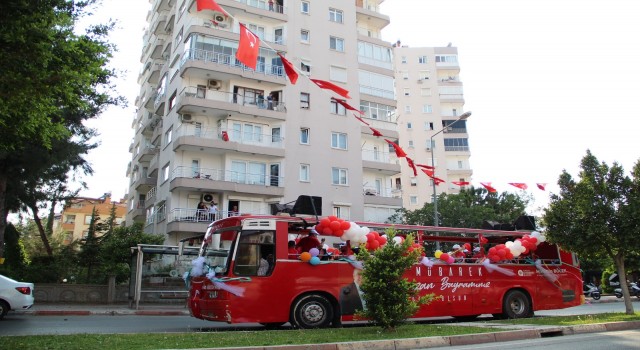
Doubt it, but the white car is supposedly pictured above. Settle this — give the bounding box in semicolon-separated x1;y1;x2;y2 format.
0;274;34;319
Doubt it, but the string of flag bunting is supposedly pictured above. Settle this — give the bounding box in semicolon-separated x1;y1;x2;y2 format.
195;0;551;194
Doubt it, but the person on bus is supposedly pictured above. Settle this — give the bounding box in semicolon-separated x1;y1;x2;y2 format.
472;246;485;262
296;230;321;253
257;254;273;276
288;240;298;259
451;244;466;262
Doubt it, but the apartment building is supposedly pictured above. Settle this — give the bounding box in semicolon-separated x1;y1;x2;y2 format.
55;194;127;244
126;0;402;245
393;43;473;209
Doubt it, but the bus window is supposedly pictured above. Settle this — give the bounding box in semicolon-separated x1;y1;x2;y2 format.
233;230;275;276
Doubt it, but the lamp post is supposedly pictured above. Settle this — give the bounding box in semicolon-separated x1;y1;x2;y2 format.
430;111;471;232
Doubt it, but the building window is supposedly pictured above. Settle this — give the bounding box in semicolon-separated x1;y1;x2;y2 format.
329;36;345;52
418;55;428;64
408;140;414;148
300;92;310;109
424;121;434;130
401;71;409;79
179;0;186;14
64;215;76;224
404;105;411;113
407;122;412;129
300;128;310;144
401;56;407;64
164;127;172;145
175;28;183;47
329;8;344;23
410;196;418;205
301;1;310;14
329;65;347;83
458;160;463;169
332;167;348;185
330;99;346;115
168;91;177;110
410;177;418;186
300;29;310;43
333;206;350;220
421;88;432;96
300;61;311;74
331;132;347;150
84;216;93;225
299;164;310;182
162;164;170;182
436;55;458;63
403;88;410;96
419;70;430;80
422;104;433;113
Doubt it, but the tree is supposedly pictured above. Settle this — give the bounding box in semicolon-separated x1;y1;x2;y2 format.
77;208;102;283
356;230;434;331
390;186;531;228
543;150;640;314
0;0;122;260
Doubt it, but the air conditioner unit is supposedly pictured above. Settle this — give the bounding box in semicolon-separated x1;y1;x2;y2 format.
181;114;192;122
201;193;215;203
208;79;221;89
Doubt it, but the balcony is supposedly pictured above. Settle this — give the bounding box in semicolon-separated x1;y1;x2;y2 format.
177;86;286;121
169;166;284;197
355;4;390;30
202;0;288;24
135;143;159;163
179;49;286;85
133;175;157;191
173;123;284;157
361;150;401;176
444;146;471;153
146;187;157;207
185;15;286;47
362;187;402;206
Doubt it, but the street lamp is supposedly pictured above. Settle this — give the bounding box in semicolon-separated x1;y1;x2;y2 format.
430;111;471;231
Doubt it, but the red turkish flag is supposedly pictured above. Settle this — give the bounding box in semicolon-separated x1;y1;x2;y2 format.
509;183;528;190
332;98;362;113
416;164;435;170
277;53;298;84
536;183;547;191
433;177;445;185
406;157;418;176
452;181;470;186
310;79;350;99
353;114;370;125
384;139;407;158
480;182;497;193
221;131;229;141
369;127;383;137
236;24;260;69
478;233;488;245
196;0;228;15
421;168;434;177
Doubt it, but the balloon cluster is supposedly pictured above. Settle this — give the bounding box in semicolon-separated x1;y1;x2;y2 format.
365;231;387;251
487;231;546;263
300;248;322;266
434;250;455;264
315;216;351;237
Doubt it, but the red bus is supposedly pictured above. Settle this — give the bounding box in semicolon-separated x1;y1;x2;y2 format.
186;211;582;328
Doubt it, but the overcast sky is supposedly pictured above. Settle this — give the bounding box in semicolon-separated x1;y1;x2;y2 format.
81;0;640;213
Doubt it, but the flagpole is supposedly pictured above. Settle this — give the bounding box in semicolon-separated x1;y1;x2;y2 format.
430;111;471;249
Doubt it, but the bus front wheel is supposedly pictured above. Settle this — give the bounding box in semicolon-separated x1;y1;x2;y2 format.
290;294;333;329
502;290;532;319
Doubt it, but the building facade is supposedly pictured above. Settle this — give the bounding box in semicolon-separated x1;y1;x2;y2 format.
393;44;473;209
55;194;127;245
126;0;402;245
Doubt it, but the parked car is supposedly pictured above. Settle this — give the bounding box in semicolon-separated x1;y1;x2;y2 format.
0;274;34;319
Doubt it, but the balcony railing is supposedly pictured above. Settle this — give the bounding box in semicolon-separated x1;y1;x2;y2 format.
363;186;396;198
171;166;284;187
180;49;285;78
229;0;286;14
443;127;468;134
180;86;286;112
444;146;470;152
168;207;269;223
361;149;393;163
359;85;395;100
175;122;284;148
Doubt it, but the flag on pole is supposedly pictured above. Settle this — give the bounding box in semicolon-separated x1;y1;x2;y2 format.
452;181;470;186
277;53;298;84
421;168;434;177
480;182;497;193
433;177;445;185
310;79;350;99
384;139;407;158
536;183;547;191
196;0;228;15
406;157;417;176
236;24;260;69
416;164;435;170
369;127;383;137
332;98;362;113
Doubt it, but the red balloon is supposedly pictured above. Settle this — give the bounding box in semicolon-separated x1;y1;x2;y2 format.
340;221;351;230
377;236;387;246
320;218;330;227
369;240;380;250
463;243;471;251
505;251;514;260
497;249;506;258
371;231;380;239
315;224;323;232
322;227;333;235
329;221;341;231
440;253;451;261
366;233;375;242
333;229;344;237
488;247;497;255
328;215;338;221
489;254;500;263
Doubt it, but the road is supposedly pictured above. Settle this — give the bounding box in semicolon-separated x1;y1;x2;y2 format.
426;330;640;350
0;297;636;336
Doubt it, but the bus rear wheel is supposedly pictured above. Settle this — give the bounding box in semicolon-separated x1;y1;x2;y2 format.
502;290;532;319
290;294;333;329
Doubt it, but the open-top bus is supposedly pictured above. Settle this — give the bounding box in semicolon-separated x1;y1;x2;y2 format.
185;197;582;328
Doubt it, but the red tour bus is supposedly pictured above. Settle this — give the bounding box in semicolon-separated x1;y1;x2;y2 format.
186;197;582;328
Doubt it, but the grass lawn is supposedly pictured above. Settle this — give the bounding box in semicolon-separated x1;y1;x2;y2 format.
2;313;639;350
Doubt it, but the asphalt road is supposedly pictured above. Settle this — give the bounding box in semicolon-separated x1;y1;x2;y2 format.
0;297;636;336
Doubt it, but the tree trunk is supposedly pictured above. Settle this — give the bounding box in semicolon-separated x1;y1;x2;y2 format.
29;203;53;257
0;175;7;260
614;254;635;314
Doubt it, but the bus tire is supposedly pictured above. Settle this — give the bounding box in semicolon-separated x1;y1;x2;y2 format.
502;290;532;319
290;294;333;329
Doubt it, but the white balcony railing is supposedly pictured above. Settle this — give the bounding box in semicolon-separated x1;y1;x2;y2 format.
171;166;284;187
175;122;284;148
179;86;286;112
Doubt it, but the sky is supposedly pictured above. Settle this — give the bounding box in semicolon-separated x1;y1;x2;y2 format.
79;0;640;213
